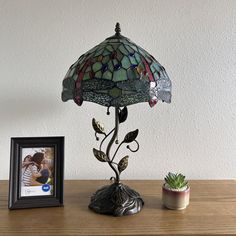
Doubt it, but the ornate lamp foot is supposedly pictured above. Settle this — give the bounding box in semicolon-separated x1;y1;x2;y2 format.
89;182;144;216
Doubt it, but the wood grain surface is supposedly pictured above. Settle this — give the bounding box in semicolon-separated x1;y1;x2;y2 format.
1;180;236;235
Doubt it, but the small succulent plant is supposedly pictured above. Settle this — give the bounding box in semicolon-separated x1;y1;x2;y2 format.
164;172;188;190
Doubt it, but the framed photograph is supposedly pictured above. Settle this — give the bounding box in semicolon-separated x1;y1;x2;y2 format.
9;136;64;209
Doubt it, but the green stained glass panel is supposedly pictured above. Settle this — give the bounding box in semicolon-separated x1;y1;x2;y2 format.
125;45;134;54
68;66;76;77
137;48;146;57
119;45;129;55
72;74;78;81
94;48;104;56
103;50;111;56
83;72;90;80
116;50;123;61
110;43;119;50
129;55;137;65
112;59;118;65
121;56;131;69
150;64;156;73
153;63;161;71
127;68;136;80
95;71;102;78
130;45;138;52
92;62;102;72
103;70;112;80
113;68;127;82
134;53;141;62
102;56;110;64
106;45;113;52
108;61;113;71
154;72;159;80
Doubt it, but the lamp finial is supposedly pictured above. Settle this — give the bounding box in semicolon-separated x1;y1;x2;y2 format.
115;22;121;36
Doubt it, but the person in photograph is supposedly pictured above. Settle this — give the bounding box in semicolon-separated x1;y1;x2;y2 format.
22;155;32;168
22;152;44;186
36;159;51;184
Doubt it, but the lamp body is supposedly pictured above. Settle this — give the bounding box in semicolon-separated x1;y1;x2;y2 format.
62;23;171;217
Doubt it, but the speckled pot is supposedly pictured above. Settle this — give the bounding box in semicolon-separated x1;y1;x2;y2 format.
162;184;190;210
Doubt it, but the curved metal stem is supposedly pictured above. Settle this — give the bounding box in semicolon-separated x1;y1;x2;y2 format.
127;140;140;153
106;107;120;183
111;141;123;162
99;128;115;151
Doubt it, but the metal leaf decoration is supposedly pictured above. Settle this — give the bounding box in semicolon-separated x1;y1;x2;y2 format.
123;129;139;143
92;118;105;134
93;148;109;162
118;156;129;173
118;106;128;123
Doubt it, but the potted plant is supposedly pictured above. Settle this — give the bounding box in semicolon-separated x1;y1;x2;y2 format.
162;172;190;210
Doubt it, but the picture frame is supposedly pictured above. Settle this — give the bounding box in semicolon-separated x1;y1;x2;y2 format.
8;136;64;209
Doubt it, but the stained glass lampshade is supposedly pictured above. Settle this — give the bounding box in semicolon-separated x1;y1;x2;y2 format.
62;23;172;216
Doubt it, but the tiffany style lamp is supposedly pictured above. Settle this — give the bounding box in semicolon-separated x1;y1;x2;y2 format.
62;23;172;216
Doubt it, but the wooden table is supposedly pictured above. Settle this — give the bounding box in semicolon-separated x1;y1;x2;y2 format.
1;180;236;235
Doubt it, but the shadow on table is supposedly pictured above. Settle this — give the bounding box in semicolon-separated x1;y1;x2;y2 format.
142;195;168;210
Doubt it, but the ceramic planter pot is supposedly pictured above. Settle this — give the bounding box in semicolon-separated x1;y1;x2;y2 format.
162;184;190;210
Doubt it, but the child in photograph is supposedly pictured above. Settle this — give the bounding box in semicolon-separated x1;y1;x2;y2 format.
22;152;44;186
22;155;32;168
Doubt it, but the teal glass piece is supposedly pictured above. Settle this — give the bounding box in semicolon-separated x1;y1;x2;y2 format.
113;68;127;82
150;64;156;73
106;45;113;52
72;74;78;81
83;72;90;81
103;50;110;56
134;52;141;62
129;55;137;66
94;48;104;57
108;61;113;71
103;70;112;80
116;50;123;61
125;45;135;54
92;62;102;72
112;59;119;66
119;45;129;55
121;56;131;69
127;68;137;80
102;55;110;64
110;43;119;50
95;71;102;79
62;24;172;108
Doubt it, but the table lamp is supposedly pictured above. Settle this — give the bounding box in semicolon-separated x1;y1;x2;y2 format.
62;23;172;216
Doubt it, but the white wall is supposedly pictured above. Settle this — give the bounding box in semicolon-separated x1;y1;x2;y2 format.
0;0;236;180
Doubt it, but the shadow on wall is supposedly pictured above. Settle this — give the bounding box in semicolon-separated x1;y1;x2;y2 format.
0;95;61;126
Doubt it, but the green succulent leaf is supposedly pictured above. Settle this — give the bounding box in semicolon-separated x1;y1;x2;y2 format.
164;172;188;189
93;148;109;162
123;129;139;143
118;156;129;173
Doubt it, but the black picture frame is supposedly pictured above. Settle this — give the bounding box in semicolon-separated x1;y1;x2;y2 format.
8;136;64;209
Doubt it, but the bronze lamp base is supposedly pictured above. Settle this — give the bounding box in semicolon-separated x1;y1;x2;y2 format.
89;182;144;216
